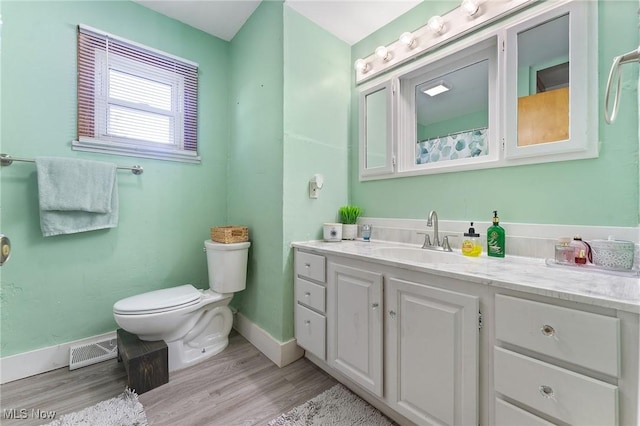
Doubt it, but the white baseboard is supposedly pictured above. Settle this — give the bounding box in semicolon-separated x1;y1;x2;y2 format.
1;314;303;384
0;331;117;384
233;312;304;368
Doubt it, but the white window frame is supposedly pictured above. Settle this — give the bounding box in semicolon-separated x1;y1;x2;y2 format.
74;25;200;163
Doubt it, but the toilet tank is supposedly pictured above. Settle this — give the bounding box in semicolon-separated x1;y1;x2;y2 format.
204;240;251;293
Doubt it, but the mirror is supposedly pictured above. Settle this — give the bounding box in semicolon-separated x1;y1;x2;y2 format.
359;0;596;179
365;88;388;168
516;14;570;147
359;81;393;178
505;0;595;161
415;59;489;165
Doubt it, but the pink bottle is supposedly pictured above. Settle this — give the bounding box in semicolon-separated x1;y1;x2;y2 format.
570;235;592;263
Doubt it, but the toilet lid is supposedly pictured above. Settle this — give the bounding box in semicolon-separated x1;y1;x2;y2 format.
113;284;202;315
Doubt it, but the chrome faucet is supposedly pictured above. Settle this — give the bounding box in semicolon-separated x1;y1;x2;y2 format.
421;210;453;252
426;210;440;248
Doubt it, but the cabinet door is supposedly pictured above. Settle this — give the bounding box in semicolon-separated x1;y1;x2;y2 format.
327;262;383;397
386;277;479;426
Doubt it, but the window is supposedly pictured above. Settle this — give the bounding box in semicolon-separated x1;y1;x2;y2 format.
74;25;200;163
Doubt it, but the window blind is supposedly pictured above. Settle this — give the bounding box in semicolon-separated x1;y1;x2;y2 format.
77;25;199;155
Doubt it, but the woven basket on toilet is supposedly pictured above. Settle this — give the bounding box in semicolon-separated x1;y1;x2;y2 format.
211;226;249;244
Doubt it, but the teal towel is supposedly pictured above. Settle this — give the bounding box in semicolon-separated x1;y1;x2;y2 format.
36;157;116;213
35;157;119;237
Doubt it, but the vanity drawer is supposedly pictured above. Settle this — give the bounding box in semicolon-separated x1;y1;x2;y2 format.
495;398;556;426
495;294;620;377
295;304;326;360
295;277;325;313
295;251;326;283
494;347;618;426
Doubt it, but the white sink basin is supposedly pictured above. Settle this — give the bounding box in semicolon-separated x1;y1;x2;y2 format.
372;246;467;264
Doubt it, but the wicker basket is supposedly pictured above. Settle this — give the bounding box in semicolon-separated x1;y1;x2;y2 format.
210;226;249;244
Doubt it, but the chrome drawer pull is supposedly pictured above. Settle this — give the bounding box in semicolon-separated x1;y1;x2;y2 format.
304;263;311;268
541;324;556;337
305;292;311;297
389;310;396;318
539;385;555;399
305;320;311;326
372;303;379;309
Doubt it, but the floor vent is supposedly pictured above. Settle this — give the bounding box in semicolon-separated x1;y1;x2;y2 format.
69;338;118;370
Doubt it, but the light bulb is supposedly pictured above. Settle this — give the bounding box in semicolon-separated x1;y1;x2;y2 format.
375;46;391;62
399;32;416;48
461;0;480;16
428;15;445;34
354;58;370;73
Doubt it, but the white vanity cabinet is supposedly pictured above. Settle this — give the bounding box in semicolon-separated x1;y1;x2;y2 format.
493;294;621;425
292;243;640;426
327;261;383;397
293;250;327;359
385;277;479;426
295;249;481;426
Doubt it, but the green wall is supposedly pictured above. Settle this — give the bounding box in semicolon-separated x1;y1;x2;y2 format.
227;1;286;340
0;1;230;357
282;6;350;336
227;2;349;342
418;110;488;141
351;0;639;227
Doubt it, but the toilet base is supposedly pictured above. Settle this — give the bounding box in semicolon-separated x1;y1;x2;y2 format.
167;335;229;372
166;304;234;372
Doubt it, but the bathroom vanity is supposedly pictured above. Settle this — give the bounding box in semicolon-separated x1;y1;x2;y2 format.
292;240;640;426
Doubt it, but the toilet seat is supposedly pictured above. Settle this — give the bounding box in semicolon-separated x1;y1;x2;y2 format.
114;284;202;315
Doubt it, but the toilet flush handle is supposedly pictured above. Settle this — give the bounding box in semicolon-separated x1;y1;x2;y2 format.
0;234;11;266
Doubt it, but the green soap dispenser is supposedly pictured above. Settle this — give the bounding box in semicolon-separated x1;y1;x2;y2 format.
487;210;505;258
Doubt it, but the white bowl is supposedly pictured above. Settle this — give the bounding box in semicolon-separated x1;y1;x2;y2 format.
590;239;635;270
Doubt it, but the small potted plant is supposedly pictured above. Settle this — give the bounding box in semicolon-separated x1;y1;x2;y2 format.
338;205;363;240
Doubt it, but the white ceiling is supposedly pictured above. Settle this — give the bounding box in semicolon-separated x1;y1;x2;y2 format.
133;0;423;45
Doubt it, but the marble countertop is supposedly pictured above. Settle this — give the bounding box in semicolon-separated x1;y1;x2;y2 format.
292;239;640;313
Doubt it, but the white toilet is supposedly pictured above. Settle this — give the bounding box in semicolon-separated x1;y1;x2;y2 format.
113;240;250;372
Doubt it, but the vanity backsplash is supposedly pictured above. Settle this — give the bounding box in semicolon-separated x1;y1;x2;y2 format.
356;217;640;269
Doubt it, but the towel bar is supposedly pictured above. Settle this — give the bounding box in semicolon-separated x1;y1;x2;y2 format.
0;154;143;175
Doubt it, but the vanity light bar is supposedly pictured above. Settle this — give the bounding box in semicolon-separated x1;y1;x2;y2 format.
354;0;536;84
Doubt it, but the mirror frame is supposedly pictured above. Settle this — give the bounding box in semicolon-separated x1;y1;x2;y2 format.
359;80;395;179
398;37;499;174
357;0;598;180
504;0;597;161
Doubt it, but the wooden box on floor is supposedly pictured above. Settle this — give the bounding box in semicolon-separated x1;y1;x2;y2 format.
117;328;168;394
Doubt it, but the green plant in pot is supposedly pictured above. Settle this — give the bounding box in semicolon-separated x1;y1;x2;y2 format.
338;205;363;240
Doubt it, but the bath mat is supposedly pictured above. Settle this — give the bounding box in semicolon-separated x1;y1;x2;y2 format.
42;388;147;426
267;383;394;425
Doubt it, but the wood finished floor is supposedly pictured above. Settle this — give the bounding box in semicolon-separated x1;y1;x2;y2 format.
0;332;337;426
